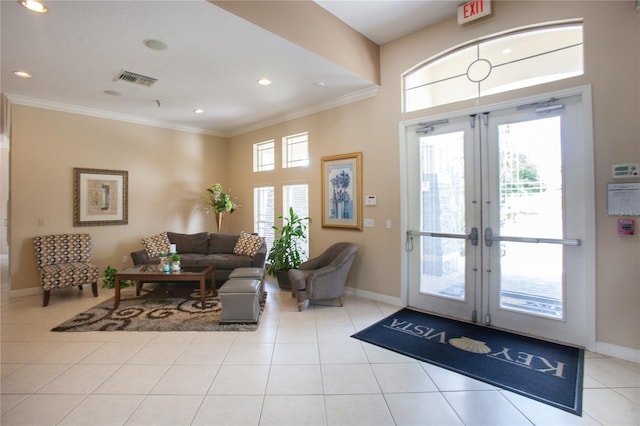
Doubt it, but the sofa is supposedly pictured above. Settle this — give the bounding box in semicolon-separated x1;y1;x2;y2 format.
130;231;266;285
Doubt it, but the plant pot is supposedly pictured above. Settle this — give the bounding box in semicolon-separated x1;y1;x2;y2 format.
275;270;292;290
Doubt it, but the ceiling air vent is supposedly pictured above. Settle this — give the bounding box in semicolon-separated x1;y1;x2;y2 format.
115;70;157;88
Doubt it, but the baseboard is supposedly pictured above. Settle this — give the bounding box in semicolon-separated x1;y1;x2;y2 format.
9;287;40;298
343;286;403;307
595;341;640;363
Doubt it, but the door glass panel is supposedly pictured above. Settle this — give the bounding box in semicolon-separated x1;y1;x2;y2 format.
497;117;564;318
420;131;466;300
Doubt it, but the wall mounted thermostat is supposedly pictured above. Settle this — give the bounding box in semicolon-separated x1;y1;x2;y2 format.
612;163;639;178
365;195;377;206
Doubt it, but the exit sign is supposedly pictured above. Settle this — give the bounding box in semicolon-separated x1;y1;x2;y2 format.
458;0;492;24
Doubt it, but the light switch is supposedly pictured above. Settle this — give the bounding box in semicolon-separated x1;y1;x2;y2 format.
386;220;392;229
364;218;375;227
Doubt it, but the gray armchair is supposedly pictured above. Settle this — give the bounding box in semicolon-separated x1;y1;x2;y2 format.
288;242;358;311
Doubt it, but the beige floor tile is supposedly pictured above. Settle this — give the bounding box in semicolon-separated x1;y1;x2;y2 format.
94;364;169;394
266;364;323;395
583;388;640;425
223;342;274;365
38;363;120;394
151;364;218;395
443;390;533;425
371;362;438;393
502;391;600;425
319;341;369;364
0;394;85;426
260;395;326;425
58;394;146;425
208;365;270;395
272;343;320;365
124;395;204;425
78;341;145;364
192;395;263;425
174;342;230;365
325;394;394;425
0;363;70;394
384;392;464;425
321;364;381;394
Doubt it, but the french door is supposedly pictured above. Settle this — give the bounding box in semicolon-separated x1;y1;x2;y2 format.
404;90;594;347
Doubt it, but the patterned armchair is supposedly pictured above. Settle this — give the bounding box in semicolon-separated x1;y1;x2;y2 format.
33;234;99;306
288;242;358;311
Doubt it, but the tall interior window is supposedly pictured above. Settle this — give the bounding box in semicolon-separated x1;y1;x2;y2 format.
282;132;309;168
254;186;274;248
283;183;309;259
253;140;275;172
403;23;583;112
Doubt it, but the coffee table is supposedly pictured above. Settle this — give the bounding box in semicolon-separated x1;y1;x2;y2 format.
114;265;216;309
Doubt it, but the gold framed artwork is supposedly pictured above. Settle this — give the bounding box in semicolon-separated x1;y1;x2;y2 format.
321;152;363;230
73;168;128;226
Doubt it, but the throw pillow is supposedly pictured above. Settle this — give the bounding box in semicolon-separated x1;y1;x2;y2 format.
233;231;265;257
141;232;170;258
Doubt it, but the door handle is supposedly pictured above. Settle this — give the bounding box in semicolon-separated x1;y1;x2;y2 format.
484;227;581;246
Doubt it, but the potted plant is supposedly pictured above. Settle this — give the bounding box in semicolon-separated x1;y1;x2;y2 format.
267;207;311;289
199;183;239;232
101;266;134;288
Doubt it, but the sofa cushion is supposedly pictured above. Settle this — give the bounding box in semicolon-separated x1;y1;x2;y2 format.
141;232;170;258
233;232;265;257
208;233;239;254
200;253;254;269
167;232;209;255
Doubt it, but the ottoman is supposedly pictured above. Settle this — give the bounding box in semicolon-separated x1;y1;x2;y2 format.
218;279;261;323
228;267;265;300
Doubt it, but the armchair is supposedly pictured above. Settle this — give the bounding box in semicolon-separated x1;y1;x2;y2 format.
33;233;99;306
288;242;358;311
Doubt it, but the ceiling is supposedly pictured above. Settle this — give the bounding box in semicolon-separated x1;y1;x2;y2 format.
1;0;459;137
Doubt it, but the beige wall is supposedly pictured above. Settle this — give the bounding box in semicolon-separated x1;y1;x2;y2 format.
227;1;640;352
6;1;639;354
9;105;230;293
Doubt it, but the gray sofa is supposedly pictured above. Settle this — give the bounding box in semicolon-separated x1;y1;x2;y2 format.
130;232;266;285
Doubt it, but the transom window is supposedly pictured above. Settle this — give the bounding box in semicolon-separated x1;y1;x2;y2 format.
253;140;275;172
403;23;583;112
282;132;309;168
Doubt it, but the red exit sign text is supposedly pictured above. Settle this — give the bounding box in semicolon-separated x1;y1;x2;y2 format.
458;0;492;24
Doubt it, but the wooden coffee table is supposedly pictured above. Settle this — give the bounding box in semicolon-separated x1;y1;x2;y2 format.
114;265;216;309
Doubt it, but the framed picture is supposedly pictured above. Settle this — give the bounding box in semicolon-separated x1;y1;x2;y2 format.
321;152;362;230
73;168;128;226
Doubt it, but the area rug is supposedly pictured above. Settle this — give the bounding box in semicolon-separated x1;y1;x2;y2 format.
52;285;265;332
352;308;583;415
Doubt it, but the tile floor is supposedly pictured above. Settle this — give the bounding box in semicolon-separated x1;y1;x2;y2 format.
1;274;639;425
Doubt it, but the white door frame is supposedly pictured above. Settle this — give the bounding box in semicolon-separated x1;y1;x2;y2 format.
399;85;596;351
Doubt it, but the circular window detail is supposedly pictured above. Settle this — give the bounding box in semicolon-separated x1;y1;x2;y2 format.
467;59;492;83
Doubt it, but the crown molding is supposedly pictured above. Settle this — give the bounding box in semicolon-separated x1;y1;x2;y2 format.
4;85;379;138
228;85;380;137
3;94;226;137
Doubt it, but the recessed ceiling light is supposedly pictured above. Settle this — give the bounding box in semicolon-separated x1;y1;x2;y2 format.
13;71;32;78
502;48;512;55
315;81;326;87
143;39;168;51
103;90;121;96
21;0;47;13
194;108;205;114
257;78;272;86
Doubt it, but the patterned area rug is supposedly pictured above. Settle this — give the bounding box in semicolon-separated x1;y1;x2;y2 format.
52;285;264;332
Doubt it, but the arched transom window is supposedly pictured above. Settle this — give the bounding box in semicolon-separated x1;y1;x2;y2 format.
403;23;583;112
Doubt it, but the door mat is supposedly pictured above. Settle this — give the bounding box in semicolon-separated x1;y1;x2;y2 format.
352;308;583;415
52;285;265;332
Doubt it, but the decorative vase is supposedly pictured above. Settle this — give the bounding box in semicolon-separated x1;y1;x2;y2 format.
215;212;223;233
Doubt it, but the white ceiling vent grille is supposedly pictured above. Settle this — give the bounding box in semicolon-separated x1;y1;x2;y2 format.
115;70;157;87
